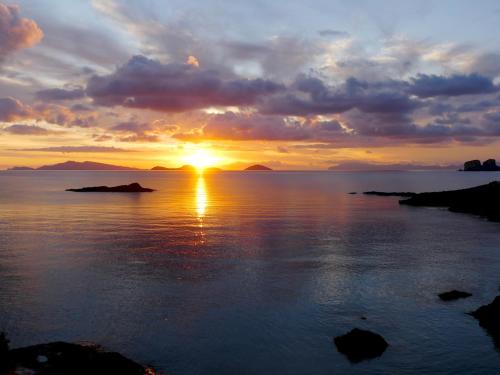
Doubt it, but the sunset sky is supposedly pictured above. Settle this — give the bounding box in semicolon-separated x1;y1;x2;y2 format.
1;0;500;169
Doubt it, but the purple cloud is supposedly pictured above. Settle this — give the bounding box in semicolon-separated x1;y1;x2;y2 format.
2;124;59;135
36;87;85;101
0;97;33;121
409;73;497;98
86;55;284;112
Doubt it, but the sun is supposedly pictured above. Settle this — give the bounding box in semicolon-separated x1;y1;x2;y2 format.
184;149;217;171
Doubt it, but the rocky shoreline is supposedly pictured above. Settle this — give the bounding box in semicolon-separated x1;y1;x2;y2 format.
364;181;500;222
0;337;156;375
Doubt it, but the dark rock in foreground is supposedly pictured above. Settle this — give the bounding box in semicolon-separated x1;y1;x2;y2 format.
399;181;500;222
1;340;155;375
463;159;500;171
438;290;472;301
470;296;500;347
334;328;388;362
363;191;416;197
66;182;154;192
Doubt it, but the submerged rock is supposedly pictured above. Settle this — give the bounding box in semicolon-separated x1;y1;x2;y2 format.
66;182;154;192
2;341;155;375
470;296;500;347
438;290;472;301
334;328;388;362
399;181;500;222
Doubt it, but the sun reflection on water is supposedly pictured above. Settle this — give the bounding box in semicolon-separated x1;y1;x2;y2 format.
196;175;207;219
194;174;208;245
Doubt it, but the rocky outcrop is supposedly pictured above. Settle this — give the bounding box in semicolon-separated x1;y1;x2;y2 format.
463;159;500;171
438;290;472;301
244;164;272;171
398;181;500;222
334;328;388;362
66;183;154;192
0;338;154;375
470;296;500;347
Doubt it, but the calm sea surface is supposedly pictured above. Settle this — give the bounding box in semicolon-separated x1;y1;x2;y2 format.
1;170;500;374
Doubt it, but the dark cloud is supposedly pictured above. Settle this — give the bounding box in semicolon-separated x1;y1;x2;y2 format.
0;97;33;121
318;29;350;38
409;73;497;98
468;53;500;78
86;55;284;112
34;103;97;128
14;146;134;153
71;103;93;112
0;4;43;59
2;124;59;135
0;96;100;128
260;76;419;116
36;87;85;101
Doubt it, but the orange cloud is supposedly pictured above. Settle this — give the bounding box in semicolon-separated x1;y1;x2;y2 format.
186;55;199;67
0;4;43;58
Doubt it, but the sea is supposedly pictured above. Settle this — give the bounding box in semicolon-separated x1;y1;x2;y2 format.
0;170;499;374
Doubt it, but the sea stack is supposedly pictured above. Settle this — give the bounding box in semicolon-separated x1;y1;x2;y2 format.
463;159;500;171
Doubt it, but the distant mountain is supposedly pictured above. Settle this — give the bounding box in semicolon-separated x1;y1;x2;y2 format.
151;164;196;171
328;161;458;172
8;166;35;170
36;161;138;170
244;164;272;171
152;165;221;172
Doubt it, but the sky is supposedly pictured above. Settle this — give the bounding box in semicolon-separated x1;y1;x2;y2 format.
1;0;500;170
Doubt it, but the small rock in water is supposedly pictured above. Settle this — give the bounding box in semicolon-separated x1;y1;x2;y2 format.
348;192;357;195
334;328;388;362
438;290;472;301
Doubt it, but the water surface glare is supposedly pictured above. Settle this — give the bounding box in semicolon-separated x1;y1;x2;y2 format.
1;171;500;374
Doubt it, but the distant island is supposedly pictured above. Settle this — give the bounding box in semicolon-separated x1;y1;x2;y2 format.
8;161;138;171
7;161;224;171
151;165;221;172
462;159;500;171
66;182;154;192
8;166;35;170
152;164;196;171
244;164;272;171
